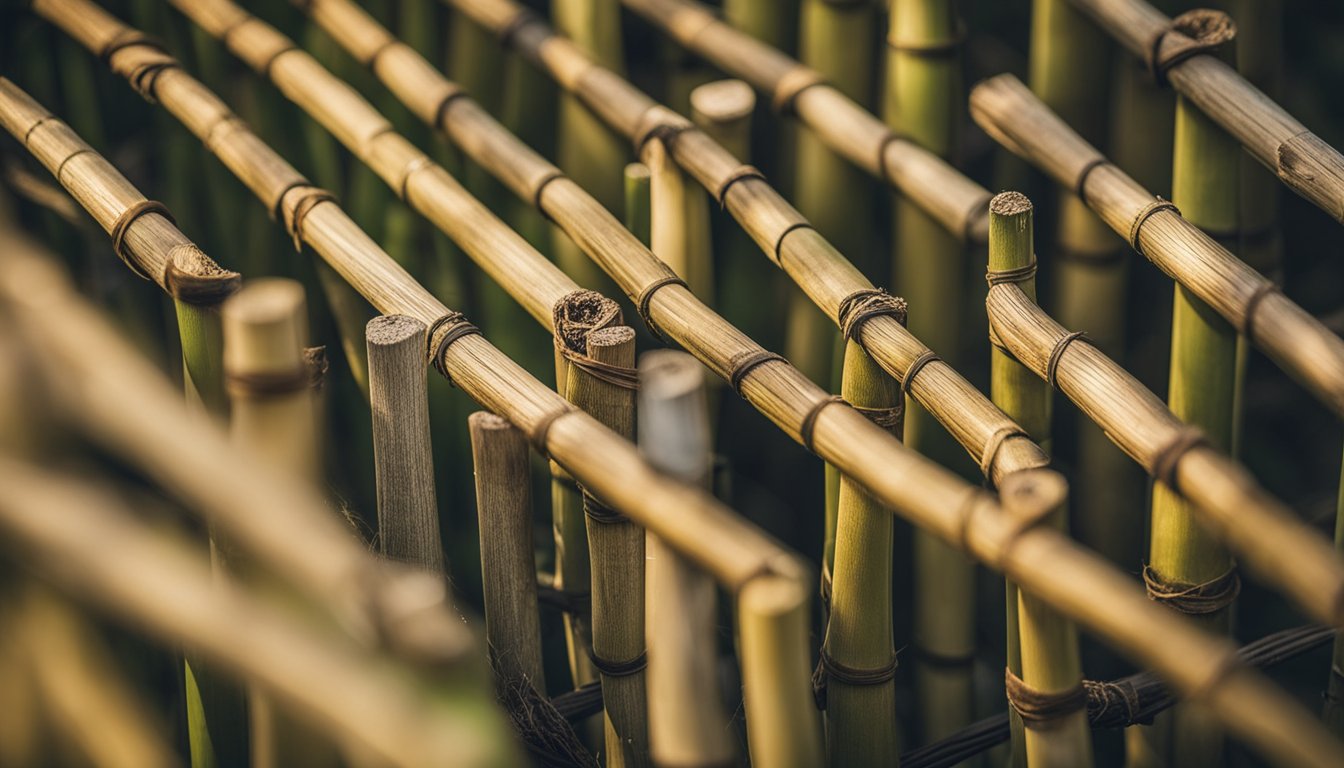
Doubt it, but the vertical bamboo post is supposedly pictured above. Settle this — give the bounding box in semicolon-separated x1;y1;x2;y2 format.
624;163;652;247
643;136;714;306
639;351;735;767
886;0;977;744
788;0;877;384
821;335;904;766
469;411;546;689
1141;24;1241;765
691;80;755;161
223;278;334;768
367;315;444;574
1327;460;1344;735
722;0;800;191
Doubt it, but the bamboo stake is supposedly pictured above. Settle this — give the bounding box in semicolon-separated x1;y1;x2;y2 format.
1066;0;1344;225
0;78;239;412
624;162;652;246
468;411;545;689
691;80;754;161
971;74;1344;419
643;132;713;304
0;458;514;768
639;350;735;767
720;0;799;194
1328;467;1344;736
621;0;991;244
368;314;444;573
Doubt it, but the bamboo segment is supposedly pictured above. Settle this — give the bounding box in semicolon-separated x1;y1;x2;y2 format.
468;411;545;689
970;74;1344;419
368;314;444;574
638;351;735;768
690;80;754;161
624;163;652;246
1066;0;1344;225
644;133;713;304
621;0;991;243
1329;465;1344;736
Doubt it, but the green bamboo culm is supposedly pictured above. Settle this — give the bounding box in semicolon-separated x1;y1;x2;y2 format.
721;0;800;192
1028;0;1143;580
821;336;904;767
987;192;1092;767
1137;27;1241;768
553;0;629;294
1326;457;1344;735
885;0;977;746
787;0;877;385
624;163;652;248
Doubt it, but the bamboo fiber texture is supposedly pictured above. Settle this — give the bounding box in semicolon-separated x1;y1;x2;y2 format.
986;283;1344;628
971;74;1344;419
32;0;799;597
621;0;992;243
1066;0;1344;224
312;0;1050;490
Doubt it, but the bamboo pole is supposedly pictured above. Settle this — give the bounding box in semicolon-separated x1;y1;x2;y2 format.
1329;467;1344;736
0;78;239;413
639;350;735;767
468;411;545;689
691;80;754;161
643;131;713;304
971;74;1344;420
621;0;991;244
0;458;514;768
1065;0;1344;225
624;163;652;246
368;314;444;573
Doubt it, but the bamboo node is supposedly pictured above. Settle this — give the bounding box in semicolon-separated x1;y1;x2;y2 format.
530;406;576;454
799;395;846;453
588;649;647;678
875;131;910;186
224;365;311;399
836;288;907;341
726;349;788;397
772;221;815;267
109;199;175;281
984;259;1038;287
581;489;628;525
810;646;898;710
1149;427;1208;493
363;38;400;70
431;87;470;131
1147;9;1236;87
1004;667;1086;730
714;165;767;209
900;350;941;394
771;66;828;115
53;148;96;188
1073;157;1114;202
498;6;541;48
887;20;966;57
1240;282;1281;340
98;30;164;64
634;118;693;157
635;275;688;342
278;185;339;252
1142;564;1240;616
979;425;1029;480
1045;331;1092;389
425;311;483;383
396;154;436;203
1127;199;1180;255
530;171;567;221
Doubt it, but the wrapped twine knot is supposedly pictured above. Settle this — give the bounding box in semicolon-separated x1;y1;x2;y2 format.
812;646;899;710
1004;667;1087;730
1147;9;1236;87
1143;564;1241;616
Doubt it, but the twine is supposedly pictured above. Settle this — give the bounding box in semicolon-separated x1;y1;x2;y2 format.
1045;331;1091;390
1143;564;1241;616
799;395;847;453
588;650;647;678
812;647;898;710
1150;427;1207;493
110;199;175;281
985;259;1038;287
426;311;482;383
1073;157;1113;202
901;350;941;395
837;288;906;341
279;185;338;252
1127;199;1181;256
715;165;767;208
726;349;787;397
530;407;575;454
1004;668;1087;730
635;274;688;343
1147;9;1236;87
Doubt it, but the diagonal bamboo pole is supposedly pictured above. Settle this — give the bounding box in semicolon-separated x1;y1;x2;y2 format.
971;74;1344;420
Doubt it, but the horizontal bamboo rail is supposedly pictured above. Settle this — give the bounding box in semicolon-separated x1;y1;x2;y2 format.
352;0;1049;489
620;0;991;242
1065;0;1344;224
971;74;1344;419
31;0;806;599
987;282;1344;627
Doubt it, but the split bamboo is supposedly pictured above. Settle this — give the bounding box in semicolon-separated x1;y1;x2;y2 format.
368;314;445;573
1065;0;1344;225
638;350;735;768
468;411;545;689
971;74;1344;420
620;0;992;244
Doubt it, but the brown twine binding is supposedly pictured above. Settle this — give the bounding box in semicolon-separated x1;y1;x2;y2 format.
1149;427;1208;493
812;647;898;710
635;275;688;343
772;221;815;267
1240;282;1281;340
985;259;1038;287
635;121;692;157
530;407;574;455
581;489;627;525
1004;667;1087;730
531;171;566;223
1147;9;1237;87
588;650;647;678
536;583;591;617
54;149;96;187
225;366;309;400
1045;331;1091;389
726;349;788;397
1127;199;1181;256
426;311;482;383
799;395;847;453
715;165;767;209
980;425;1029;481
854;403;903;434
556;344;639;390
1084;679;1151;728
836;288;907;341
110;200;175;281
1073;157;1113;202
498;6;540;48
901;351;941;395
280;186;338;252
1142;564;1241;616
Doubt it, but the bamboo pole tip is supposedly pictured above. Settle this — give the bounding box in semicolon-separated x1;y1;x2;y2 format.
639;350;704;402
989;191;1032;218
467;410;514;434
690;79;755;123
365;314;426;348
586;325;636;350
625;162;651;181
997;468;1068;521
738;573;808;618
552;290;622;354
222;278;308;372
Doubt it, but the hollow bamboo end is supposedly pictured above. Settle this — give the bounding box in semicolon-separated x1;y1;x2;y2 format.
690;79;755;124
552;289;623;354
998;468;1068;522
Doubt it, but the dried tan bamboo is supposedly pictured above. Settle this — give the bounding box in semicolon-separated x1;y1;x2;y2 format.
638;351;735;767
0;77;240;411
303;0;1050;493
368;315;445;574
468;411;545;689
0;458;514;768
985;282;1344;628
620;0;992;243
1065;0;1344;224
971;74;1344;419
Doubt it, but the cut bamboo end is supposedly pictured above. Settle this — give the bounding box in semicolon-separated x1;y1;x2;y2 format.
367;314;443;575
690;79;755;160
468;410;544;689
